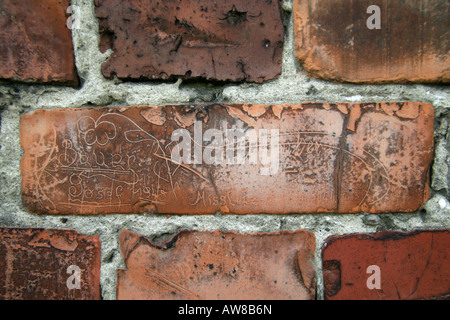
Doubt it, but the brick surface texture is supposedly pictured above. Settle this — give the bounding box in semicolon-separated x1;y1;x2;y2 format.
0;0;78;85
117;229;316;300
95;0;284;83
0;228;101;300
20;103;433;215
322;230;450;300
294;0;450;83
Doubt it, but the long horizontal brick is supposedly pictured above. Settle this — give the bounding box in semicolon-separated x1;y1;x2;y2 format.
0;0;78;85
294;0;450;83
94;0;284;83
0;228;101;300
117;229;316;300
322;230;450;300
20;103;434;215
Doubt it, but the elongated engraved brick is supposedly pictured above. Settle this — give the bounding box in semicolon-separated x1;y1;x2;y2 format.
95;0;284;83
117;229;316;300
322;230;450;300
294;0;450;83
0;0;78;85
0;228;101;300
20;103;434;215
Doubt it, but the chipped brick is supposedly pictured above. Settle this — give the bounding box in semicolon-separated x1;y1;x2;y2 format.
20;103;433;215
294;0;450;83
0;228;101;300
0;0;78;85
322;230;450;300
94;0;284;83
117;229;316;300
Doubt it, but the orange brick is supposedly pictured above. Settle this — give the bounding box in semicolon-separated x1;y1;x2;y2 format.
20;103;433;215
322;230;450;300
0;228;101;300
294;0;450;83
0;0;78;85
117;229;316;300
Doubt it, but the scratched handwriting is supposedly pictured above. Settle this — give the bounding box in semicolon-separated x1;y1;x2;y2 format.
27;111;390;213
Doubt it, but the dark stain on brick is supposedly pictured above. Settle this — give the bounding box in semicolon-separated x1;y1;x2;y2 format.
322;260;341;298
220;5;248;26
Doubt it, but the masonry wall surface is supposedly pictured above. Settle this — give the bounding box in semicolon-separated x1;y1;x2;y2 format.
0;0;449;300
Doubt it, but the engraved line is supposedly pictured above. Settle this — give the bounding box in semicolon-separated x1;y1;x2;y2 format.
60;202;132;207
152;153;209;182
34;126;59;210
144;269;201;300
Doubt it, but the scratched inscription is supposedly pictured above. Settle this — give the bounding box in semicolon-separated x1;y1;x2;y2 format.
20;103;434;215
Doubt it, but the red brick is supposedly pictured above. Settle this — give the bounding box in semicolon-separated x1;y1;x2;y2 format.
338;102;434;213
117;229;316;300
294;0;450;83
20;103;433;215
0;0;78;85
322;230;450;300
94;0;284;83
0;228;101;300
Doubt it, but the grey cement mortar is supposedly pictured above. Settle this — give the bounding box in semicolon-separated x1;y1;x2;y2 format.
0;0;448;300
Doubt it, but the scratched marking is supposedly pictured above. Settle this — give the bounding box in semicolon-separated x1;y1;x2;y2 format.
21;104;428;215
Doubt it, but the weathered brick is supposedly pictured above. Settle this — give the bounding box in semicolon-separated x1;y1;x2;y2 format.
94;0;284;83
294;0;450;83
0;0;78;85
0;228;101;300
20;103;433;215
322;230;450;300
117;229;316;300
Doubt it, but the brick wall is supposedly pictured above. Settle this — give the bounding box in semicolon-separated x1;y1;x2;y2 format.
0;0;449;301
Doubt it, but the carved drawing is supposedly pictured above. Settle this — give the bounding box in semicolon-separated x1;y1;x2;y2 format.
20;103;434;215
